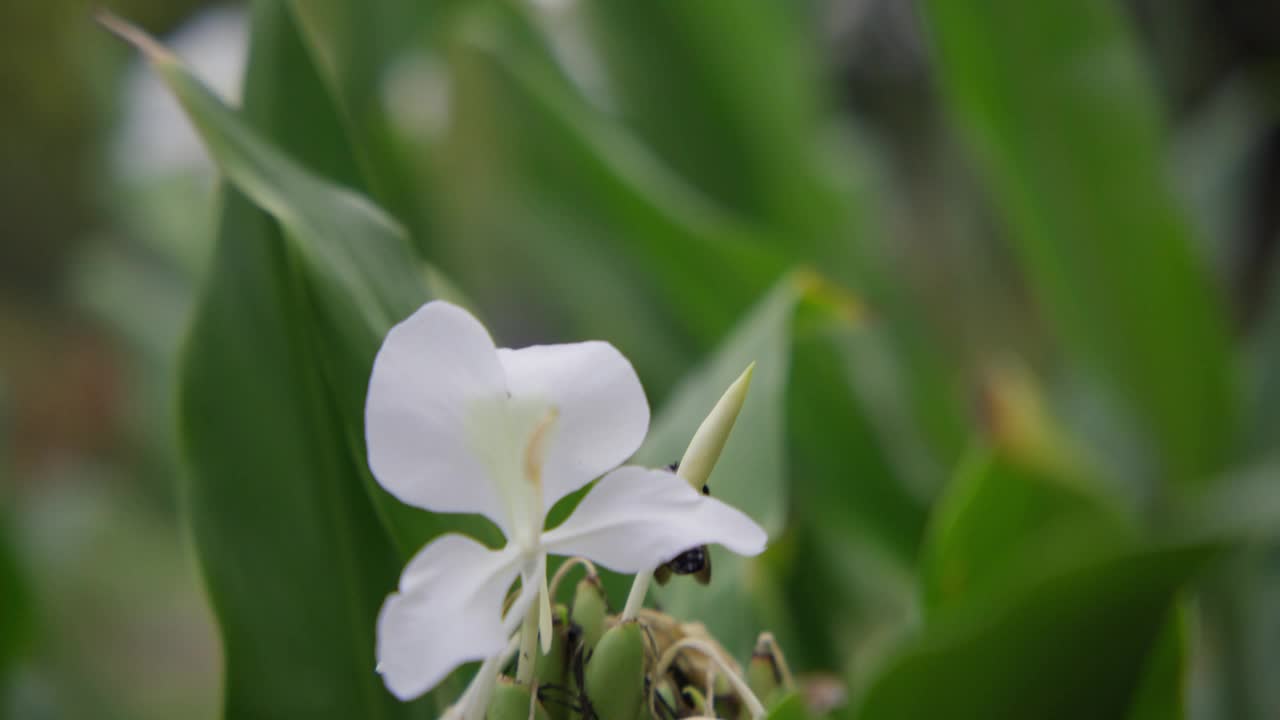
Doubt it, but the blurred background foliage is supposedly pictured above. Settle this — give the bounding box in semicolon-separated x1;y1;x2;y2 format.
5;0;1280;718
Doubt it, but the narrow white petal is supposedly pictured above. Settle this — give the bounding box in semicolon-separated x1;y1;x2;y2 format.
541;467;767;573
376;534;521;700
497;342;649;510
365;301;511;529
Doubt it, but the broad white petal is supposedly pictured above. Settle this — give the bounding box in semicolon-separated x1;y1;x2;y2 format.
541;467;767;572
497;342;649;510
366;301;510;529
376;534;521;700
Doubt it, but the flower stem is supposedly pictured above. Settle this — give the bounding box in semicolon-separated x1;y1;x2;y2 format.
547;556;598;600
654;638;768;719
620;568;652;621
515;599;540;685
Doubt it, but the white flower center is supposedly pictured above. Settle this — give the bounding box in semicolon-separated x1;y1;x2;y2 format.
465;394;558;549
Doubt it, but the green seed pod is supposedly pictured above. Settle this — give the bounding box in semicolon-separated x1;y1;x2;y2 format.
570;575;607;656
583;621;645;720
487;680;551;720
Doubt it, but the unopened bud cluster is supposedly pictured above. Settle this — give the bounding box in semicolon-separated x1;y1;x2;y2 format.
484;570;796;720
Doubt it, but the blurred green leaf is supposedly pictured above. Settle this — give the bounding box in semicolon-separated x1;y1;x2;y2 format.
851;539;1216;720
581;0;847;260
287;0;435;249
1245;248;1280;459
763;692;811;720
455;29;786;344
921;0;1236;488
0;509;30;715
116;4;489;556
1176;462;1280;719
920;448;1133;613
104;5;445;717
789;316;930;568
778;302;930;671
1125;600;1190;720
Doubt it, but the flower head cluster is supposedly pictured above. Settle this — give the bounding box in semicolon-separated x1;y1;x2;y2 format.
365;301;767;700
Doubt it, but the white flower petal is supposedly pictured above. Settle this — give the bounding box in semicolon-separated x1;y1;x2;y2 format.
366;301;511;529
497;341;649;510
541;467;767;573
376;534;521;700
538;555;553;654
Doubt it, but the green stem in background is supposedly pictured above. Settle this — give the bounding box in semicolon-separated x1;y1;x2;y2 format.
621;363;755;621
547;556;598;599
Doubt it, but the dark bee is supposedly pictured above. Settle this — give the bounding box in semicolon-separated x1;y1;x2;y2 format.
655;461;712;585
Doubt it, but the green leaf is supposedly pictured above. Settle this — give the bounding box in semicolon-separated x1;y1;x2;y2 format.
852;539;1218;720
920;448;1134;613
102;6;448;717
1125;600;1191;720
763;692;811;720
105;6;492;556
921;0;1236;488
776;302;930;671
789;317;930;568
1244;244;1280;459
581;0;847;259
453;28;787;345
1174;463;1280;718
0;508;30;712
286;0;436;250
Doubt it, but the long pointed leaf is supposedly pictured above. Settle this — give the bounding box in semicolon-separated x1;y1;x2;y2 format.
921;0;1236;488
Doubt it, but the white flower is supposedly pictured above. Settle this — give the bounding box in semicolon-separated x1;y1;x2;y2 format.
366;301;768;700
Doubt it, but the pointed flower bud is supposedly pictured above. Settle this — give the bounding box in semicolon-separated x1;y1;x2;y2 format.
570;575;608;656
584;622;646;720
675;363;755;491
747;632;793;709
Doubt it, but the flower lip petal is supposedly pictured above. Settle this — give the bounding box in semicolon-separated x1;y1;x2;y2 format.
497;341;649;512
376;534;522;700
365;301;511;531
541;466;767;574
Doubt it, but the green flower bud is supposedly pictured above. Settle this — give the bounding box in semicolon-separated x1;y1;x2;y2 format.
676;363;754;492
747;652;781;708
583;621;645;720
747;632;794;710
487;680;551;720
535;605;571;720
570;575;608;656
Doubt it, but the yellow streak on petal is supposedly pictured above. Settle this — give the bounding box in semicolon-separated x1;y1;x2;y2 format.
523;406;559;490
